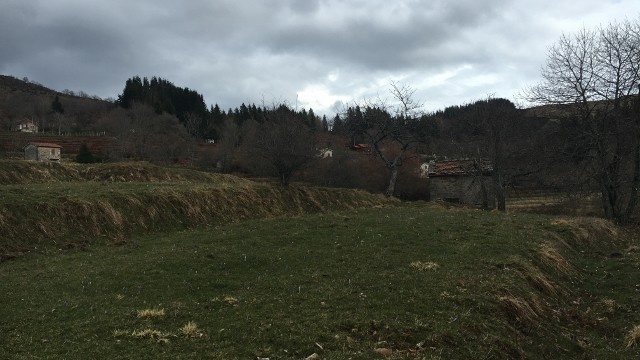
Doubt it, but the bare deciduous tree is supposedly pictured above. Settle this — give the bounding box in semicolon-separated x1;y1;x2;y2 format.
250;105;317;186
351;82;430;197
463;97;520;211
184;112;203;138
526;20;640;222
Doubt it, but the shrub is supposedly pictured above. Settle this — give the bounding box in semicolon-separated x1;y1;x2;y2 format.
76;143;95;163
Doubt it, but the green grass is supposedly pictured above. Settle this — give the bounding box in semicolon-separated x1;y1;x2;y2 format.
0;170;396;257
507;193;602;217
0;160;245;185
1;205;639;359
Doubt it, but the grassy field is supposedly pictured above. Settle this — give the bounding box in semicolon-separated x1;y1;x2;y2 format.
1;161;640;359
507;190;602;217
1;204;639;359
0;161;397;259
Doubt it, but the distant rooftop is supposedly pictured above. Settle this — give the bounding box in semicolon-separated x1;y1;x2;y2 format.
430;159;493;177
27;142;63;148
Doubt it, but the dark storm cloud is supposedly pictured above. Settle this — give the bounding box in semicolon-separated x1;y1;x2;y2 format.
263;0;505;71
1;0;638;112
0;0;145;96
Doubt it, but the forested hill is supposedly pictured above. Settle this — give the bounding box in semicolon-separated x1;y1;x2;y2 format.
116;76;209;124
0;75;62;96
0;75;114;134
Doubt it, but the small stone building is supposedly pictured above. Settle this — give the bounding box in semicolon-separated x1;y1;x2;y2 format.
24;142;62;162
428;159;495;209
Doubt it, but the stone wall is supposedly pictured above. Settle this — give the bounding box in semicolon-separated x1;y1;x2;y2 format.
430;175;495;209
24;145;61;162
38;146;61;162
24;145;38;161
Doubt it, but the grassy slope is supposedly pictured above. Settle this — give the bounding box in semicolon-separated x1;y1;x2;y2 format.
1;205;639;359
0;160;246;184
0;161;397;258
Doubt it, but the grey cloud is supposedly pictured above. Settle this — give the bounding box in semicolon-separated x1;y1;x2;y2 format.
260;0;509;73
0;0;638;113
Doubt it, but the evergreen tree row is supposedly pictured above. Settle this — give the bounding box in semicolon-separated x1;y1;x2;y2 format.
116;76;328;140
117;76;208;123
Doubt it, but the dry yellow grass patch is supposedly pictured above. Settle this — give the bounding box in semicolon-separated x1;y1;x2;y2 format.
497;295;540;326
601;298;617;314
131;328;173;340
538;242;575;276
96;200;124;226
223;296;240;305
626;325;640;348
526;272;557;296
552;217;619;246
373;347;393;357
410;261;440;271
626;245;640;253
505;258;560;298
136;308;165;318
519;262;558;296
180;321;203;338
112;329;129;337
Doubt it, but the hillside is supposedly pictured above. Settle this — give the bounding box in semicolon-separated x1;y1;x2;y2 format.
0;131;116;155
0;74;112;107
0;75;114;136
1;204;638;358
0;160;398;259
0;75;62;96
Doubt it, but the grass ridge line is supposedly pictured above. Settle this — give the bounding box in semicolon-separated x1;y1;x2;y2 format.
0;181;397;260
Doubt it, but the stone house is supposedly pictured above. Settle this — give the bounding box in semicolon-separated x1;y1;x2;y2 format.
428;159;495;209
24;142;62;162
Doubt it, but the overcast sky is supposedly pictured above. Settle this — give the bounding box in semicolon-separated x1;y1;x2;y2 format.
1;0;639;116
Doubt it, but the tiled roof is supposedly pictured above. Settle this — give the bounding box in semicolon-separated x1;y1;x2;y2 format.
430;159;492;177
350;143;370;151
27;142;63;148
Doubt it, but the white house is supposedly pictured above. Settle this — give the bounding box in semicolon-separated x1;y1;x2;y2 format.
15;118;38;133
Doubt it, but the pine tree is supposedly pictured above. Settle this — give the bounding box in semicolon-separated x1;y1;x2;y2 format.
308;108;317;129
75;143;95;163
116;76;209;125
51;95;64;114
332;114;344;134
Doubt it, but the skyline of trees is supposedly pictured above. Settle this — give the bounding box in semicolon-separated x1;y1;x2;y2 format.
2;19;640;217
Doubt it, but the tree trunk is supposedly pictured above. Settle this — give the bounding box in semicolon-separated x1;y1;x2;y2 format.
57;114;62;135
621;140;640;223
385;166;398;197
280;172;290;186
494;172;506;211
490;125;506;211
600;178;615;220
479;180;490;209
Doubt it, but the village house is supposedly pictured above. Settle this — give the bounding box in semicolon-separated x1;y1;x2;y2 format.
427;159;495;209
318;148;333;158
15;118;38;133
349;143;371;153
24;142;62;162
